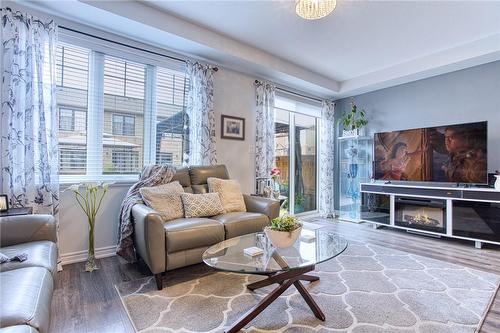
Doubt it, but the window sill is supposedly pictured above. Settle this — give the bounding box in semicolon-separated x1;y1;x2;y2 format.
59;175;139;189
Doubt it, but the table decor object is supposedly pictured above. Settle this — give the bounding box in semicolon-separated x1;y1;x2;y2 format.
68;182;112;272
264;215;302;248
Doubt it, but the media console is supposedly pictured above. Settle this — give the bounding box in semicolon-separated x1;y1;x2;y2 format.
360;183;500;248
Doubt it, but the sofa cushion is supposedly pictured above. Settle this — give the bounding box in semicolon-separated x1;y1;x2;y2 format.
181;193;224;218
0;241;57;277
164;218;224;253
207;178;246;213
191;184;208;194
212;212;269;239
0;325;38;333
0;267;53;333
139;181;184;221
189;165;229;185
171;167;191;187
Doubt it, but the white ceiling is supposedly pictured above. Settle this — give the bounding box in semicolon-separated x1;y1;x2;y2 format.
146;0;500;81
13;0;500;98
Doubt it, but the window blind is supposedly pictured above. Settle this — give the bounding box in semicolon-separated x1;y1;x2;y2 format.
56;39;188;182
275;91;322;118
57;43;89;176
102;55;145;175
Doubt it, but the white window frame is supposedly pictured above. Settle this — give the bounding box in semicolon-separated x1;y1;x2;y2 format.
57;32;186;184
274;93;321;216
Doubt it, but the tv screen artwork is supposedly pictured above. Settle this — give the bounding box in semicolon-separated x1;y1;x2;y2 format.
374;121;487;184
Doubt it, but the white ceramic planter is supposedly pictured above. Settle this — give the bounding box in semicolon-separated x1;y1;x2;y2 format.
264;226;302;248
342;128;365;137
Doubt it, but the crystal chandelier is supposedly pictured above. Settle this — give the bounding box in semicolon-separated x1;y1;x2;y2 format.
295;0;336;20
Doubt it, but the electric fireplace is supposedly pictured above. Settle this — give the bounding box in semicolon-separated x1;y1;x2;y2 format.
395;196;447;234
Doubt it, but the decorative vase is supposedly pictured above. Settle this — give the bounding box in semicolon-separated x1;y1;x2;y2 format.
272;179;281;199
495;175;500;191
342;128;365;137
264;226;302;248
85;218;98;272
342;128;359;137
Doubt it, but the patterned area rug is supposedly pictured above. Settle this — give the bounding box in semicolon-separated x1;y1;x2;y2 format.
116;241;499;333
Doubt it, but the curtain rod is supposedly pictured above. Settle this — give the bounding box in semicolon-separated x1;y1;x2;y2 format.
254;79;322;103
60;26;218;71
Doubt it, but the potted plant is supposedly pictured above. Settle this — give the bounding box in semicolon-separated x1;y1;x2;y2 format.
341;101;368;137
264;215;302;248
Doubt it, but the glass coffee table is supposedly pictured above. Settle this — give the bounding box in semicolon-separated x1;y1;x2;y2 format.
202;228;348;333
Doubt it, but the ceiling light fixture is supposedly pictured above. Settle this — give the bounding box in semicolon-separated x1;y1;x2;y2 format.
295;0;336;20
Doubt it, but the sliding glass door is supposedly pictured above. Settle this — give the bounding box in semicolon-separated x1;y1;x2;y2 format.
294;113;317;213
274;96;319;215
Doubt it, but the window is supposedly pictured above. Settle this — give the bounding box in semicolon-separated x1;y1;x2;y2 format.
155;66;187;166
56;43;89;176
59;108;86;132
157;152;173;164
108;149;139;174
112;114;135;136
56;39;188;182
59;147;86;174
59;109;75;131
274;94;320;214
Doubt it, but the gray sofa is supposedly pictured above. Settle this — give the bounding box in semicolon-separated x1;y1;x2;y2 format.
0;215;57;333
132;165;280;289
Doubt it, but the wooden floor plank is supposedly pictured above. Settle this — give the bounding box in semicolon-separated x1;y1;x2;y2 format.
49;219;500;332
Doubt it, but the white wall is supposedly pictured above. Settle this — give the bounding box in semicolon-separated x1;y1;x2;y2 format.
59;67;257;263
214;69;256;193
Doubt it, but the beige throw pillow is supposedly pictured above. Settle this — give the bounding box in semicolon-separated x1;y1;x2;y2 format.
139;181;184;221
181;193;224;218
207;177;246;213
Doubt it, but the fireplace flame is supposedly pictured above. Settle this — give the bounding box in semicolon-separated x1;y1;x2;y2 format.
414;210;432;224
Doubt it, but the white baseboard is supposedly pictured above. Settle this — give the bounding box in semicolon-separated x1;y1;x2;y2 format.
60;245;117;266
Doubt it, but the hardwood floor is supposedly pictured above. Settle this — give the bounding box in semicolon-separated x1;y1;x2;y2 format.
50;220;500;333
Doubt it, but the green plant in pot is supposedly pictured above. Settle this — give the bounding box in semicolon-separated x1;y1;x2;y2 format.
341;101;368;136
264;215;302;248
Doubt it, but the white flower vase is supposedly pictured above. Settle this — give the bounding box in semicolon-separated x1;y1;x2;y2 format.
264;226;302;248
495;175;500;191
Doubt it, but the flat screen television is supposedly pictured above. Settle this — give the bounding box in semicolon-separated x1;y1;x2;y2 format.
373;121;487;184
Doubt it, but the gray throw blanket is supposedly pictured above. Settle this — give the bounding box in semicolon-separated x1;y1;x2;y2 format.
0;252;27;263
117;164;176;262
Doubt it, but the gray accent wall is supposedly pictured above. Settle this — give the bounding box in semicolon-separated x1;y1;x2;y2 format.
334;60;500;209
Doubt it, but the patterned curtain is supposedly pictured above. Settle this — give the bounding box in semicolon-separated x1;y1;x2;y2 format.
184;60;217;166
319;100;335;217
255;81;276;179
1;8;60;266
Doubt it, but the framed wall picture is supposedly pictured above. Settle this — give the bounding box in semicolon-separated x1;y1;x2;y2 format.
221;115;245;140
0;195;9;212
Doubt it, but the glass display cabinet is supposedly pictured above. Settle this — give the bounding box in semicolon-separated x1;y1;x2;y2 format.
338;136;373;222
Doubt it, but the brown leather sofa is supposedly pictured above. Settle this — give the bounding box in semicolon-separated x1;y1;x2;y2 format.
132;165;280;289
0;215;57;333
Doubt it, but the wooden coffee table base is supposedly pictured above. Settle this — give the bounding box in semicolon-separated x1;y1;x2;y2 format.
225;265;323;333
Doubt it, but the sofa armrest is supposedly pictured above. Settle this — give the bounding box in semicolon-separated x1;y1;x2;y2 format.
0;214;56;247
132;204;166;275
243;195;280;222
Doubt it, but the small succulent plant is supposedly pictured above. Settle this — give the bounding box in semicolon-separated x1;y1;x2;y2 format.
269;215;301;232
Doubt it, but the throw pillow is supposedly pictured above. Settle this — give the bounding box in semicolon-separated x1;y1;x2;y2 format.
139;181;184;221
181;193;224;218
207;177;246;213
